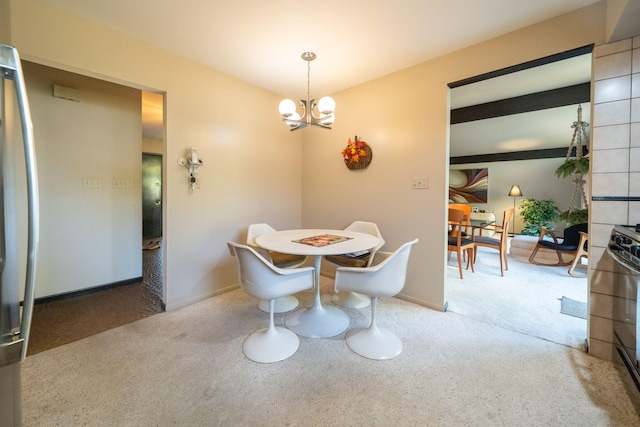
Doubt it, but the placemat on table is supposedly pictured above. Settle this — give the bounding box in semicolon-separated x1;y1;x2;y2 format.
293;234;352;247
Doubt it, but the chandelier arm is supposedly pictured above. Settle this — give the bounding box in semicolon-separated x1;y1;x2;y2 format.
298;99;308;121
306;60;311;114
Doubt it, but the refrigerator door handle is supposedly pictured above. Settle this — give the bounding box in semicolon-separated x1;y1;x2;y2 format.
0;334;24;366
0;45;39;362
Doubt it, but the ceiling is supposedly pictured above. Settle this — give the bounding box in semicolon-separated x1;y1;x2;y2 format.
35;0;600;152
449;53;592;157
36;0;600;96
449;102;591;158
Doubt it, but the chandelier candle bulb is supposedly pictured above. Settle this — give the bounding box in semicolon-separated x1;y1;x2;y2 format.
278;99;296;116
318;96;336;115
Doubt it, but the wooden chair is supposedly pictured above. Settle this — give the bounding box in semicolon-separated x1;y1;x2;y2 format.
472;208;513;276
529;223;588;277
448;208;475;279
448;203;472;236
568;231;589;277
449;203;472;263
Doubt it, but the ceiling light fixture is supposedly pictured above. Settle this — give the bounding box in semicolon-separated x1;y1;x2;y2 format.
278;52;335;131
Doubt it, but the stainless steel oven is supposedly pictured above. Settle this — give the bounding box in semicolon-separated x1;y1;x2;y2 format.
607;225;640;391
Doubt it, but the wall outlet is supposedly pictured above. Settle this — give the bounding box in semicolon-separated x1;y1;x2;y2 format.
411;177;428;189
112;178;131;189
82;177;102;188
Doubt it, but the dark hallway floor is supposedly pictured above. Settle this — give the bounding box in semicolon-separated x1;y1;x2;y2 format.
27;246;163;355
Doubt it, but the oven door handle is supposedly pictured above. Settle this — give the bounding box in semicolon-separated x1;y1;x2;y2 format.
607;246;640;274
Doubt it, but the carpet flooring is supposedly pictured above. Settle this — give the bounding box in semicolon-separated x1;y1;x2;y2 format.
27;246;163;355
446;245;588;350
21;275;640;426
19;242;640;425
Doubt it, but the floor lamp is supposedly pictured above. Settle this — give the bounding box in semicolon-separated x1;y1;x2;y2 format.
508;185;523;235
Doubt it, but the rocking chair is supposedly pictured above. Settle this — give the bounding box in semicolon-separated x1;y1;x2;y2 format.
528;223;588;277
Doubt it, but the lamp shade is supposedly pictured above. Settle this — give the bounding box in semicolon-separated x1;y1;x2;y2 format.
508;185;523;197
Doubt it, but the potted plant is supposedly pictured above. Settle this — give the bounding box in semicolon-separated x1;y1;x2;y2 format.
556;207;589;225
554;157;589;178
518;198;559;236
554;156;589;226
553;104;589;226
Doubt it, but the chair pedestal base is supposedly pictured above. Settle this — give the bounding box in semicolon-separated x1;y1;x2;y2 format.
332;291;371;308
258;295;299;313
242;327;299;363
345;326;402;360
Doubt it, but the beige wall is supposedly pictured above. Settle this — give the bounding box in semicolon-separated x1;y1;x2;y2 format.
5;0;304;310
450;158;576;235
23;61;143;298
305;3;607;310
142;137;163;155
0;0;9;42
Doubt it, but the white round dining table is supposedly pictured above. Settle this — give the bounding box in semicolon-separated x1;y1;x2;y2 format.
255;229;380;338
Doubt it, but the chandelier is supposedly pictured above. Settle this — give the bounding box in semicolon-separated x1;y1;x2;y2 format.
278;52;335;131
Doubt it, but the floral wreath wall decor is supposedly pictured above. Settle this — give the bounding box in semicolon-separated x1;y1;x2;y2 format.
341;135;372;170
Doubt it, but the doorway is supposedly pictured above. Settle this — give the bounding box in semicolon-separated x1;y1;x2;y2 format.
23;65;168;352
141;90;166;308
142;153;162;244
445;47;592;349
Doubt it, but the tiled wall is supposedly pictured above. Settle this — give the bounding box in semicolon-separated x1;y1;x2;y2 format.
589;36;640;362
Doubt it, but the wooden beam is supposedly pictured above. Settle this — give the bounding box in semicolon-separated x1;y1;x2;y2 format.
450;83;590;124
448;45;593;89
450;146;587;165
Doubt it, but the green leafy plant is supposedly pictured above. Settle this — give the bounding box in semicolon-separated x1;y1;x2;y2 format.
555;156;589;224
556;208;588;226
518;198;559;236
554;157;589;178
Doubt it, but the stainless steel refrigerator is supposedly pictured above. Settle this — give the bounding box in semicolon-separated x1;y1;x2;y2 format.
0;44;39;427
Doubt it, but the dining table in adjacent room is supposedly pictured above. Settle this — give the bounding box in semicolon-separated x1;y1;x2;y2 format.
255;229;380;338
469;218;496;228
469;217;496;238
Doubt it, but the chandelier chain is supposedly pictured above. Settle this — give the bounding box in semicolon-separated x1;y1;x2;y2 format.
307;60;311;103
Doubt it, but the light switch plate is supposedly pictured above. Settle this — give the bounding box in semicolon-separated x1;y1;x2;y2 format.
411;177;428;189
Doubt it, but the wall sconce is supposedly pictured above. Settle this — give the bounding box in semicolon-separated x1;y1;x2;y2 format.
178;147;203;191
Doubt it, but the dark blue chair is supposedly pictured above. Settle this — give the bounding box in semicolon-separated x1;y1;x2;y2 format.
528;223;588;276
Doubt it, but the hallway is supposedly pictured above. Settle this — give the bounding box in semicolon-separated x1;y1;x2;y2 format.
27;246;163;355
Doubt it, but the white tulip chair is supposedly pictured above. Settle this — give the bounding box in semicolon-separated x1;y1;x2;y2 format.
334;239;418;360
247;223;307;313
323;221;385;308
228;241;314;363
